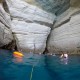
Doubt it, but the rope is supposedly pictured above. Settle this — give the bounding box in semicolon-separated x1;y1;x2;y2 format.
30;65;34;80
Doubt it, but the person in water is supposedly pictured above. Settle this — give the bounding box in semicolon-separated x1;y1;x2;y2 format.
60;51;68;64
60;51;68;59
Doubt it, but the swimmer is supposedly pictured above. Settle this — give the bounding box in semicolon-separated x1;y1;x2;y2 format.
64;53;68;58
60;52;68;65
60;52;68;59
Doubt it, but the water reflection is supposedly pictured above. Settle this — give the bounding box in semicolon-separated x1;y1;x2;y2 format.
60;58;68;65
13;52;23;63
13;57;23;63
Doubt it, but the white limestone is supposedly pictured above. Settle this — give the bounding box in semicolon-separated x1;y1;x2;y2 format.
0;3;13;47
48;13;80;52
12;20;50;53
6;0;56;24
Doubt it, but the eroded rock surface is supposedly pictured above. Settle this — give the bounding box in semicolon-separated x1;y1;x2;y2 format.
48;0;80;53
1;0;80;54
6;0;56;53
0;3;13;47
24;0;70;15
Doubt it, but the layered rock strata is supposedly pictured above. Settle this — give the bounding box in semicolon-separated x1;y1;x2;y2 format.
24;0;70;15
6;0;56;53
0;2;13;47
48;0;80;53
1;0;80;54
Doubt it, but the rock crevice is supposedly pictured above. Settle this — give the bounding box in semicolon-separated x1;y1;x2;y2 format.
5;0;56;53
48;0;80;53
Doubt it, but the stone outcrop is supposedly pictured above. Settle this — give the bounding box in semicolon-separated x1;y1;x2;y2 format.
6;0;56;53
0;2;13;47
1;0;80;54
24;0;70;15
11;20;51;53
48;0;80;53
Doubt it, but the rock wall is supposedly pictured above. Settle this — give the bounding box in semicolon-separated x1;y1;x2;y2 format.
1;0;80;54
0;2;13;47
6;0;56;53
48;0;80;53
24;0;70;15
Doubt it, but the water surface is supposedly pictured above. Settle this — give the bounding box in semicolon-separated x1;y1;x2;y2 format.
0;49;80;80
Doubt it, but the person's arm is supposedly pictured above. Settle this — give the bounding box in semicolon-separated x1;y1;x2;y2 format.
60;54;63;58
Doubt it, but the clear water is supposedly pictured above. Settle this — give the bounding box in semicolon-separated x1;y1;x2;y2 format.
0;49;80;80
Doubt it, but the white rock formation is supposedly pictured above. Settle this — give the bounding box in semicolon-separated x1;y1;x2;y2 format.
11;20;50;53
6;0;56;53
6;0;55;24
1;0;80;54
0;3;13;47
24;0;70;15
48;0;80;53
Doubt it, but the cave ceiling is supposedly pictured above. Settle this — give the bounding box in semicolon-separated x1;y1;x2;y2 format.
24;0;70;15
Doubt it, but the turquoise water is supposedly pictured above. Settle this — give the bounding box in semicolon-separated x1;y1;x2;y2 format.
46;55;80;80
0;49;80;80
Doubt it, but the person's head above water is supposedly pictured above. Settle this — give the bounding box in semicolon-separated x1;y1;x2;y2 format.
60;51;68;58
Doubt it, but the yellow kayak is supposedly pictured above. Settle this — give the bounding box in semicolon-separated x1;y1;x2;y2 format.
13;51;24;57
